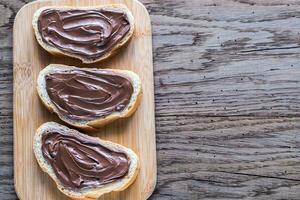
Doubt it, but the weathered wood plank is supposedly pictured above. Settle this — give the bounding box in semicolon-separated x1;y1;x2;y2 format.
145;0;300;117
151;116;300;200
0;0;16;199
0;0;300;199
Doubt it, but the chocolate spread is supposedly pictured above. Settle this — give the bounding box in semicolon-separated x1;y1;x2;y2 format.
41;129;130;189
45;69;133;120
37;8;131;59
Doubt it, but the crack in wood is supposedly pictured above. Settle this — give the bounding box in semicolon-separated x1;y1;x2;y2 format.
219;171;300;182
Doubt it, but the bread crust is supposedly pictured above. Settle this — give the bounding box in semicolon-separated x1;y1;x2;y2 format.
37;64;142;131
33;122;139;199
32;4;135;64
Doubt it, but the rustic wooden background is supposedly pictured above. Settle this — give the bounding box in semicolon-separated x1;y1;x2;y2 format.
1;0;300;199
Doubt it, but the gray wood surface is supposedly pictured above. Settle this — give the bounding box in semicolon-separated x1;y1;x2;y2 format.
1;0;300;199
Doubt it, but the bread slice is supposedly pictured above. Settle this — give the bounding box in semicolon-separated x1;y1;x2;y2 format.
37;64;142;131
33;122;139;200
32;5;135;63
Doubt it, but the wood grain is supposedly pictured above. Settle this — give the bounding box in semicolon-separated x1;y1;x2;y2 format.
1;0;300;199
152;116;300;199
146;0;300;117
13;0;156;200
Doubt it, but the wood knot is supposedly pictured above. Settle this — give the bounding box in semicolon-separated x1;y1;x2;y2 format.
133;30;152;37
13;62;34;89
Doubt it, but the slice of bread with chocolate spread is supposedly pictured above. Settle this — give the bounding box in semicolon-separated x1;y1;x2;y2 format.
32;5;134;63
33;122;139;199
37;64;142;131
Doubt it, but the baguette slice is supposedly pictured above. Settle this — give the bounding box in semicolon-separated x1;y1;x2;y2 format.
33;122;139;200
32;5;134;63
37;64;142;131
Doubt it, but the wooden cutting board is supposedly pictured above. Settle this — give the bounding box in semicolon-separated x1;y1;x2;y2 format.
13;0;156;199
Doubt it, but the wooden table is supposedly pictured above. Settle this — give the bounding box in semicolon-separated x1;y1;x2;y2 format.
1;0;300;199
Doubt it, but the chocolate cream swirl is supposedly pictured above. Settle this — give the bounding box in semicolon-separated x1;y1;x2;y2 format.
41;130;130;189
45;69;133;120
37;8;131;59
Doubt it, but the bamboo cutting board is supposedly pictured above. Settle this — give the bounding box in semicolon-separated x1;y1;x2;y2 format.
13;0;156;199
